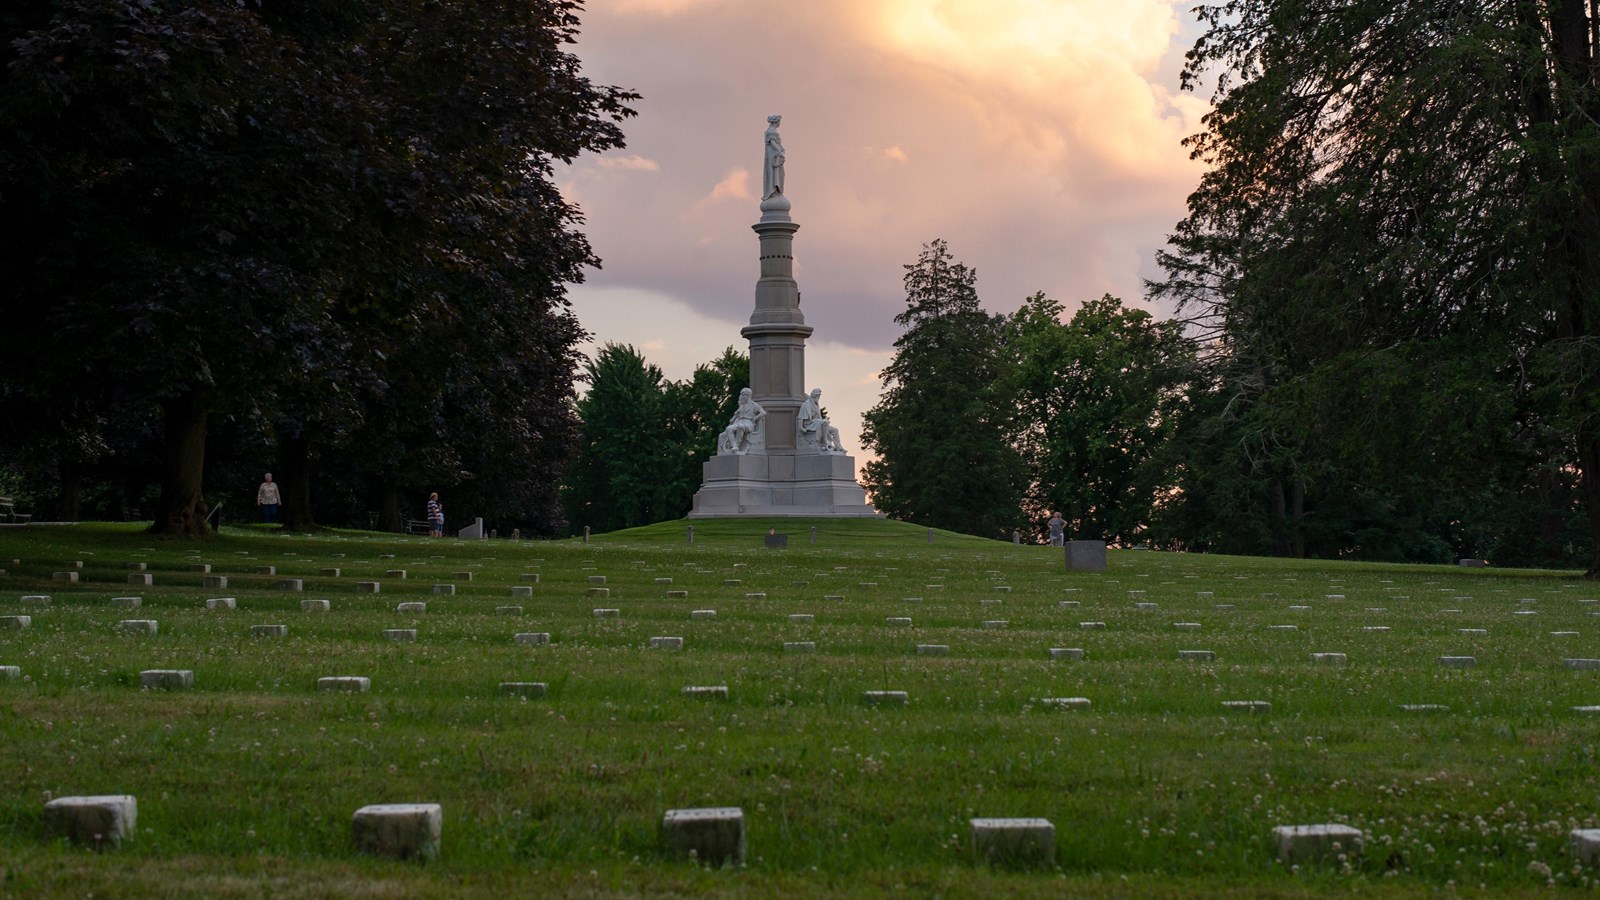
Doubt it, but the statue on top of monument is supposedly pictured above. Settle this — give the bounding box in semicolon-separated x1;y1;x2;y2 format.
717;388;767;456
797;388;844;453
763;115;785;200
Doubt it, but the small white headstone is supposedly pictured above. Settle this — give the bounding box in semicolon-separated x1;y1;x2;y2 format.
1039;697;1091;710
1564;658;1600;670
784;641;816;653
862;690;909;705
205;597;235;611
649;636;684;650
690;609;716;620
970;817;1054;866
1272;824;1364;864
682;685;728;699
499;682;547;698
1049;648;1084;660
593;608;620;618
1438;656;1476;668
885;617;913;627
982;620;1008;630
1222;700;1271;713
1309;652;1347;665
382;629;417;642
1079;622;1106;630
139;669;193;690
1178;650;1214;661
662;807;745;866
916;644;949;656
201;575;227;589
352;803;442;860
250;624;288;638
510;586;533;598
355;581;380;594
43;795;137;850
396;602;426;614
513;632;551;645
788;614;814;624
128;573;153;586
302;599;331;612
318;676;370;692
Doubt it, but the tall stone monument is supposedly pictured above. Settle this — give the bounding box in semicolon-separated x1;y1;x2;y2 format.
688;116;877;518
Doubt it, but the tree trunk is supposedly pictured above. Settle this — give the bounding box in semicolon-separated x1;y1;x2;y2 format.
147;391;209;537
379;480;401;533
1269;476;1289;557
277;431;316;531
1289;476;1306;559
56;456;81;522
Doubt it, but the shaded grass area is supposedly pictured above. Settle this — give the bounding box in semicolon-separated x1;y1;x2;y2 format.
0;522;1597;895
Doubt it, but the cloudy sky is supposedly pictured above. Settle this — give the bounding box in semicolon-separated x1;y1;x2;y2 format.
559;0;1211;459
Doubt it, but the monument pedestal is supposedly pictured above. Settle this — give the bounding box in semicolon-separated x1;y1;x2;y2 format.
689;451;876;518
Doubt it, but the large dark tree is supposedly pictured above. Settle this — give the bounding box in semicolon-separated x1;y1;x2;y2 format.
861;240;1025;538
1154;0;1600;570
0;0;635;536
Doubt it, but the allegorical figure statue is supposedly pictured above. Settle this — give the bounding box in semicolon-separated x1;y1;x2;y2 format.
762;114;785;200
796;388;843;453
718;388;767;456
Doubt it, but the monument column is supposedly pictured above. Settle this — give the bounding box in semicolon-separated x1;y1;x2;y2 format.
688;115;876;518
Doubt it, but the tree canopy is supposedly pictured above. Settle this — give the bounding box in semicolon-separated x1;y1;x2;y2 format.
0;0;636;536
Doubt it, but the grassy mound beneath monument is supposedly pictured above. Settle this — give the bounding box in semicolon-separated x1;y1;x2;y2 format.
0;522;1596;896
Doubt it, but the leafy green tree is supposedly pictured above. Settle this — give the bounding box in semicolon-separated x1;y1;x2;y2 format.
861;240;1025;537
1005;293;1196;545
564;344;671;533
1155;0;1600;569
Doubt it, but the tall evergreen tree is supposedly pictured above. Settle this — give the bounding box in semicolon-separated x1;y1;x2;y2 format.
861;240;1025;538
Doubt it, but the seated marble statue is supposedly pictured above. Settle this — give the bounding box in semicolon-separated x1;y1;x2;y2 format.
796;388;843;453
718;388;766;455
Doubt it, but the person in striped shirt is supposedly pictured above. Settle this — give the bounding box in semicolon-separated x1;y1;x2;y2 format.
426;493;444;538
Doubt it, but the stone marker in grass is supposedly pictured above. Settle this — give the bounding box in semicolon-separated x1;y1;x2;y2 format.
666;590;689;599
432;584;456;596
19;595;49;606
139;669;193;690
825;594;845;602
1272;824;1363;865
395;602;427;614
0;665;19;679
250;625;287;638
510;586;534;598
497;606;522;615
649;636;684;650
662;807;745;866
970;818;1054;867
586;575;606;586
117;619;156;635
48;571;77;583
587;587;611;599
318;676;369;693
1178;650;1214;661
1174;622;1201;630
862;690;908;706
1064;540;1107;573
1564;658;1600;670
885;617;912;627
1439;656;1476;668
784;641;816;654
593;608;620;618
1134;602;1157;610
655;577;672;585
1216;604;1235;611
201;575;227;590
1057;600;1079;608
683;685;728;699
125;563;146;572
353;803;441;861
254;566;276;575
513;632;551;646
1267;624;1297;631
1039;697;1091;710
277;579;304;592
302;599;330;612
1222;700;1271;713
1363;626;1390;632
44;795;137;850
383;629;417;642
1310;653;1347;665
386;570;407;579
355;582;380;594
190;564;211;573
690;610;716;620
1049;648;1085;660
1079;622;1106;630
499;682;547;698
787;614;814;624
1402;704;1449;712
916;644;950;656
982;620;1008;630
205;597;235;611
128;573;153;586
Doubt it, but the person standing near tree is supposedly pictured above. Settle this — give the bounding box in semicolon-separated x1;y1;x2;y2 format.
257;473;281;524
1047;510;1065;547
426;492;444;538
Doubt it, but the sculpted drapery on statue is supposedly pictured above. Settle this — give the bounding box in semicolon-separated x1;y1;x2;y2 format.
797;388;843;453
762;115;785;200
717;388;766;456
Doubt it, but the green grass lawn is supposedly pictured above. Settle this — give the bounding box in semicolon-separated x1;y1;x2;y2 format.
0;520;1598;896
